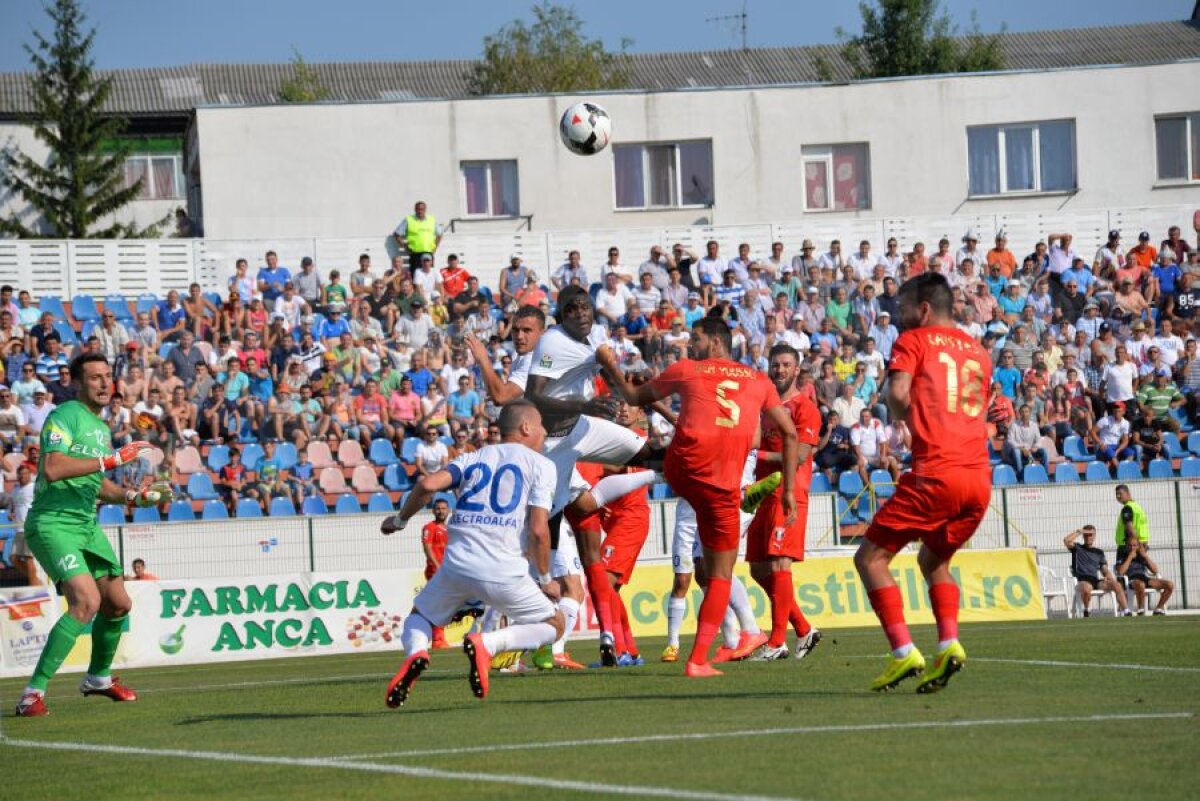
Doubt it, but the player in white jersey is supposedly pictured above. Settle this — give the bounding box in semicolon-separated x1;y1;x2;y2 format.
383;401;563;707
465;309;587;670
525;286;662;666
662;450;767;663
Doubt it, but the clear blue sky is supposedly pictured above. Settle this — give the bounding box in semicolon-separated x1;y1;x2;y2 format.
0;0;1193;73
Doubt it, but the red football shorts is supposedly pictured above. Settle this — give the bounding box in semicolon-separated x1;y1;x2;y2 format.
865;470;990;559
667;462;742;552
600;523;649;585
746;489;809;562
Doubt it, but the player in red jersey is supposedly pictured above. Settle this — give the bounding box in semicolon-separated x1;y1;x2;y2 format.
746;344;823;662
853;273;992;693
420;498;451;649
603;317;798;676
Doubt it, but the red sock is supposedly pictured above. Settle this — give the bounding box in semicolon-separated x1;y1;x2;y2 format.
431;625;445;643
608;595;627;654
688;577;732;666
789;602;812;637
616;591;638;656
867;585;912;651
928;581;960;644
768;571;793;648
584;563;616;634
779;569;812;637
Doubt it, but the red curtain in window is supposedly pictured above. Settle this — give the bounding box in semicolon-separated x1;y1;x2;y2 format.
832;145;868;210
804;161;828;210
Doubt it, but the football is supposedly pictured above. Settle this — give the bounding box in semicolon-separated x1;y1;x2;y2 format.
559;101;612;155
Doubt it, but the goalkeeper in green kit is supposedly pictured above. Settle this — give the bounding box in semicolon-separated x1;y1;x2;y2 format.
16;353;172;717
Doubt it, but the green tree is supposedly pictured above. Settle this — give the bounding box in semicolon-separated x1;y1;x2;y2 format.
0;0;157;238
467;3;632;96
279;48;331;103
838;0;1004;80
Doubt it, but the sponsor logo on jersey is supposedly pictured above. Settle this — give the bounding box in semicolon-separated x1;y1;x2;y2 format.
539;355;553;368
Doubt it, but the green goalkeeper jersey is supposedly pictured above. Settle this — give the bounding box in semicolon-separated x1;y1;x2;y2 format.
30;400;112;521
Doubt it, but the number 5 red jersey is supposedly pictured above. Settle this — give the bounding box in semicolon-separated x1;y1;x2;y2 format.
650;358;782;491
888;325;992;476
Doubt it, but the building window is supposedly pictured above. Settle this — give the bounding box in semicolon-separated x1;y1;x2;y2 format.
967;120;1076;196
613;141;713;209
461;160;519;217
1155;113;1200;182
123;154;184;200
802;143;871;211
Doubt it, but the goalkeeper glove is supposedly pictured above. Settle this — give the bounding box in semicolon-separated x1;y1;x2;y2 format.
127;482;174;508
100;441;154;472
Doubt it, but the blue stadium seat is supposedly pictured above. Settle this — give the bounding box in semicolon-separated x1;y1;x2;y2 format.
135;294;160;315
432;491;456;509
1063;436;1095;462
132;506;161;523
809;473;832;493
236;498;263;518
207;444;231;473
1188;431;1200;457
269;497;296;517
1053;462;1080;482
39;295;68;321
201;499;229;519
302;496;329;516
991;464;1018;486
369;439;401;467
382;464;412;491
81;319;99;340
241;443;265;471
1116;461;1143;481
869;469;895;498
103;295;134;322
157;343;174;360
400;437;420;464
53;320;79;346
335;495;362;515
1022;464;1049;484
1161;432;1187;460
439;435;454;447
650;482;671;500
276;442;299;470
1181;457;1200;478
837;471;864;498
71;294;101;323
186;473;219;501
98;504;127;526
836;497;857;525
203;291;222;309
0;530;14;568
1085;462;1111;482
167;500;195;522
1146;459;1174;479
1170;408;1192;434
367;492;394;513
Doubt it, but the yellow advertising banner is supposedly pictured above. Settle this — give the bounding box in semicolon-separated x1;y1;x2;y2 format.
620;548;1045;636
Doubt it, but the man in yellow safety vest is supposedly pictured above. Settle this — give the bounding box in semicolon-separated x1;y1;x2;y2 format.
393;201;444;273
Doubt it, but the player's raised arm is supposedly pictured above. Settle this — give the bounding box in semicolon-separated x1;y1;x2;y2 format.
596;346;664;408
383;468;455;535
463;332;522;405
763;404;799;524
885;370;913;422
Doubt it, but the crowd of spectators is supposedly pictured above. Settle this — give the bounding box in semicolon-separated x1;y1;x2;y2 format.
0;206;1197;516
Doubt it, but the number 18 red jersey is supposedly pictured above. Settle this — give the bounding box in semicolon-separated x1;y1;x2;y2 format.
650;358;781;491
888;325;992;476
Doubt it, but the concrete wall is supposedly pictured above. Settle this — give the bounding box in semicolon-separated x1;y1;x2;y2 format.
193;61;1200;240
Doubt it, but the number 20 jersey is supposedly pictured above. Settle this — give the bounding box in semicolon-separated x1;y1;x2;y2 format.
443;442;557;581
888;325;992;477
650;358;782;492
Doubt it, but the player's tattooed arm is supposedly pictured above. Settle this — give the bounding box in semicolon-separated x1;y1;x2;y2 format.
885;370;913;422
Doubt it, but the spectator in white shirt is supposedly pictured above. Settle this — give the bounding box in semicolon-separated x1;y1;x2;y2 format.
1090;402;1135;469
1103;346;1138;404
955;230;984;268
857;338;886;380
598;246;633;283
726;242;754;283
696;240;727;289
818;240;846;273
880;238;904;278
414;427;449;476
848;240;882;281
850;408;889;482
594;271;633;327
632;271;662;315
1153;319;1184;367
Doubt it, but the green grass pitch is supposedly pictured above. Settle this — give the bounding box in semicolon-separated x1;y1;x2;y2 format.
2;617;1197;801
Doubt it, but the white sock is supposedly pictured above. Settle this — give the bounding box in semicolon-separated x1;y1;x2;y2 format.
589;471;657;508
893;643;914;658
729;578;760;635
483;622;557;654
553;597;580;655
667;596;686;647
721;608;740;648
937;639;958;651
83;673;113;689
477;607;500;634
23;686;43;697
401;613;433;655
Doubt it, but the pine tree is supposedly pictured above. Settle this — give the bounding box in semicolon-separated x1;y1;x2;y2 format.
839;0;1004;80
0;0;156;238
